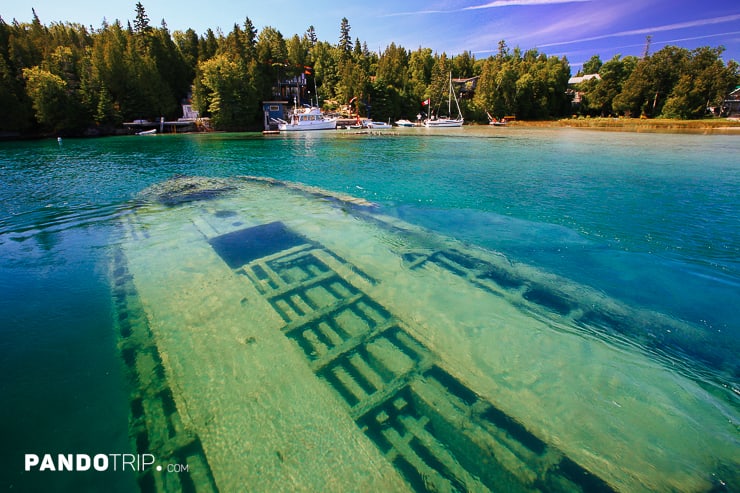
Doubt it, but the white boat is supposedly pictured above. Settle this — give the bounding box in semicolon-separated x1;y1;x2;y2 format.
277;105;337;132
425;73;464;128
365;121;393;129
425;117;464;128
136;129;157;135
394;119;415;127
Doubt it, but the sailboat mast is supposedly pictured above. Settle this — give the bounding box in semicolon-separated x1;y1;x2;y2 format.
450;72;463;120
314;76;319;107
448;72;452;117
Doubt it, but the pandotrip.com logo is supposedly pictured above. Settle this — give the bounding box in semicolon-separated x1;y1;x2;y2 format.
24;453;190;473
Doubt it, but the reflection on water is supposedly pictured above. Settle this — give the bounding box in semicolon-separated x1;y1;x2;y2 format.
111;176;737;492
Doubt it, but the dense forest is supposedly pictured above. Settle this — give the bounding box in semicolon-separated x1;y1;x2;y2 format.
1;3;738;135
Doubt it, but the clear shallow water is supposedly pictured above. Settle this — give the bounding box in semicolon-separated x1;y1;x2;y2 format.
1;128;738;491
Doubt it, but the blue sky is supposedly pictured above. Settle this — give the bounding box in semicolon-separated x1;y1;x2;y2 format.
5;0;740;70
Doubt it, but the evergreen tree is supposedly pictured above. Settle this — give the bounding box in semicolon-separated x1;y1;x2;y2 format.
173;28;200;75
306;25;317;45
308;40;339;103
336;58;367;107
199;29;218;60
257;26;287;64
353;37;363;61
242;18;257;61
0;17;34;130
377;43;408;88
256;26;289;100
222;24;246;60
287;34;309;69
94;82;118;125
89;20;128;115
429;53;452;116
496;40;509;60
407;47;434;103
133;2;150;34
338;18;352;57
452;51;475;79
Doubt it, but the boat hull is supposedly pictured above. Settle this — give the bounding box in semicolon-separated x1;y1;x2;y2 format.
424;119;464;128
278;120;337;131
366;122;393;129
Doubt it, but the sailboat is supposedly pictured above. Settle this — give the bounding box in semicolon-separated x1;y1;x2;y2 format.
425;73;464;128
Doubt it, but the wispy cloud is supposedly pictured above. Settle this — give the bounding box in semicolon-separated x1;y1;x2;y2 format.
382;9;449;16
649;30;740;46
463;0;590;10
462;0;643;55
384;0;590;17
539;13;740;47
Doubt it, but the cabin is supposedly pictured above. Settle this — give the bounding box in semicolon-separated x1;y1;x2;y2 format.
452;76;480;99
567;73;601;85
721;86;740;118
272;72;314;107
262;101;290;131
179;104;199;121
567;73;601;106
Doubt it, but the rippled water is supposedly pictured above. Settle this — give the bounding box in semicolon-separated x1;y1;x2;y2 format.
1;128;738;491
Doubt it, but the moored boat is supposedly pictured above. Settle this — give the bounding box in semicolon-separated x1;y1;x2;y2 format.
365;121;393;129
487;111;508;126
425;117;464;128
277;105;337;131
425;73;464;128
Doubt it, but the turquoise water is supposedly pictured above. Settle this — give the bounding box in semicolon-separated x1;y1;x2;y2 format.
1;128;738;491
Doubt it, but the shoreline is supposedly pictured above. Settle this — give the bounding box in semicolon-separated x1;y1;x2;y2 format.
3;118;739;141
502;117;740;134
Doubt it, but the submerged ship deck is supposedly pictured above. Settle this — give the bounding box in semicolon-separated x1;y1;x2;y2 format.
110;176;738;492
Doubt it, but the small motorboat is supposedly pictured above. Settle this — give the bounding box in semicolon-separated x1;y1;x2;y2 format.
365;121;393;129
486;111;508;126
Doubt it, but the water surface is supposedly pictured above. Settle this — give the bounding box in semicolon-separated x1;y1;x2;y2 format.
1;128;738;491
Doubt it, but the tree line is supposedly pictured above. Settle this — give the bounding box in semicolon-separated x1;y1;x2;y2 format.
1;3;738;135
574;47;738;119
